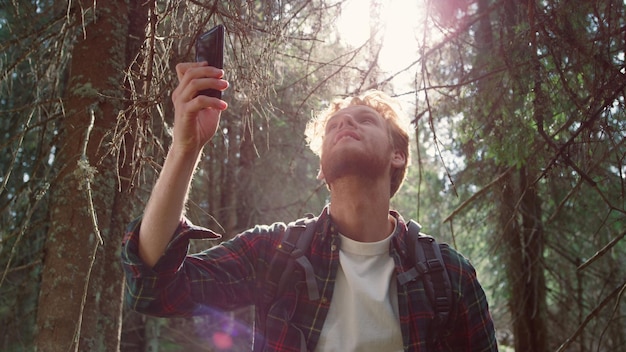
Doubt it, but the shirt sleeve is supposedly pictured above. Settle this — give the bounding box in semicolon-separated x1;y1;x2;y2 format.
120;216;280;317
441;245;499;351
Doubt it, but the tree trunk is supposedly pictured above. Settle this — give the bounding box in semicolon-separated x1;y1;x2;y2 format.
220;116;239;235
514;166;548;351
35;1;144;351
497;169;546;352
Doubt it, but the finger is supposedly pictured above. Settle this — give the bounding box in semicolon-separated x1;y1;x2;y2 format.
173;63;203;103
186;95;229;114
173;69;223;105
180;64;224;84
175;62;205;83
182;77;228;102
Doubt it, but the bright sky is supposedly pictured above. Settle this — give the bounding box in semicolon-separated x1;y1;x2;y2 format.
335;0;458;170
336;0;428;73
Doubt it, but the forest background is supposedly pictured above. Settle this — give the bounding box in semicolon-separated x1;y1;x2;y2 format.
1;0;625;351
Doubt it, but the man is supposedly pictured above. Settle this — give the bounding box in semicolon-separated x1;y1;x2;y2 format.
122;61;498;351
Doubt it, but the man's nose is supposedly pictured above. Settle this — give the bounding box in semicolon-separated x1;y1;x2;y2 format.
336;114;356;128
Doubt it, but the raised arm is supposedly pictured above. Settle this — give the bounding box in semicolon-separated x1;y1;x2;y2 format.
138;62;229;267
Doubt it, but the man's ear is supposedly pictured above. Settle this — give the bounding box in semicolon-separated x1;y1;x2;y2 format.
391;150;406;169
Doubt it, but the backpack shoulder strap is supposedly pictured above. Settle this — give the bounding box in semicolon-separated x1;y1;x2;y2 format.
398;220;452;334
257;216;319;351
274;216;320;301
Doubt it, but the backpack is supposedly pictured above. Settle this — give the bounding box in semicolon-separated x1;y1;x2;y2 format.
260;215;453;350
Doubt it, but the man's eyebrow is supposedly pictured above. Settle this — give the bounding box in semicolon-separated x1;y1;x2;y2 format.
326;113;341;125
328;107;375;119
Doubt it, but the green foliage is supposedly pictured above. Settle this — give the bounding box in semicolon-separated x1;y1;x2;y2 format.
0;1;69;349
419;0;626;350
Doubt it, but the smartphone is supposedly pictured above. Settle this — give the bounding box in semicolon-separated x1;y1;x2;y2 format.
195;24;225;99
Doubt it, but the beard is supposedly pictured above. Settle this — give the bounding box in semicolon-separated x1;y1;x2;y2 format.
320;147;389;185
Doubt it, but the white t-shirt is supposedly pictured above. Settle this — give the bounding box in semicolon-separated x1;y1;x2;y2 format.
314;227;403;352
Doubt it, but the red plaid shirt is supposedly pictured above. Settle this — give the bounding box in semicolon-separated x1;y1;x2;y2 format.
121;207;498;351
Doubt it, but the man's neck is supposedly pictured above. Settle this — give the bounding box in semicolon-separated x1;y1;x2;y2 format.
328;176;394;242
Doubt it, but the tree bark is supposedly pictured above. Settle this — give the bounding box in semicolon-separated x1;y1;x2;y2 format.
35;1;145;351
220;116;239;235
513;166;548;351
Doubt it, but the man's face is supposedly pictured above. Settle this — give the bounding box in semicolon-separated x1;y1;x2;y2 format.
319;105;398;186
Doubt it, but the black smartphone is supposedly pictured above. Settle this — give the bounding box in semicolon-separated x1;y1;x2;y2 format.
195;24;225;99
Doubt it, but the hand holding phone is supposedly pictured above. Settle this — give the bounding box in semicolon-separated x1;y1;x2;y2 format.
195;24;225;99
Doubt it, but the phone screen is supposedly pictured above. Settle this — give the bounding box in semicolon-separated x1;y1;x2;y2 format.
195;24;225;98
